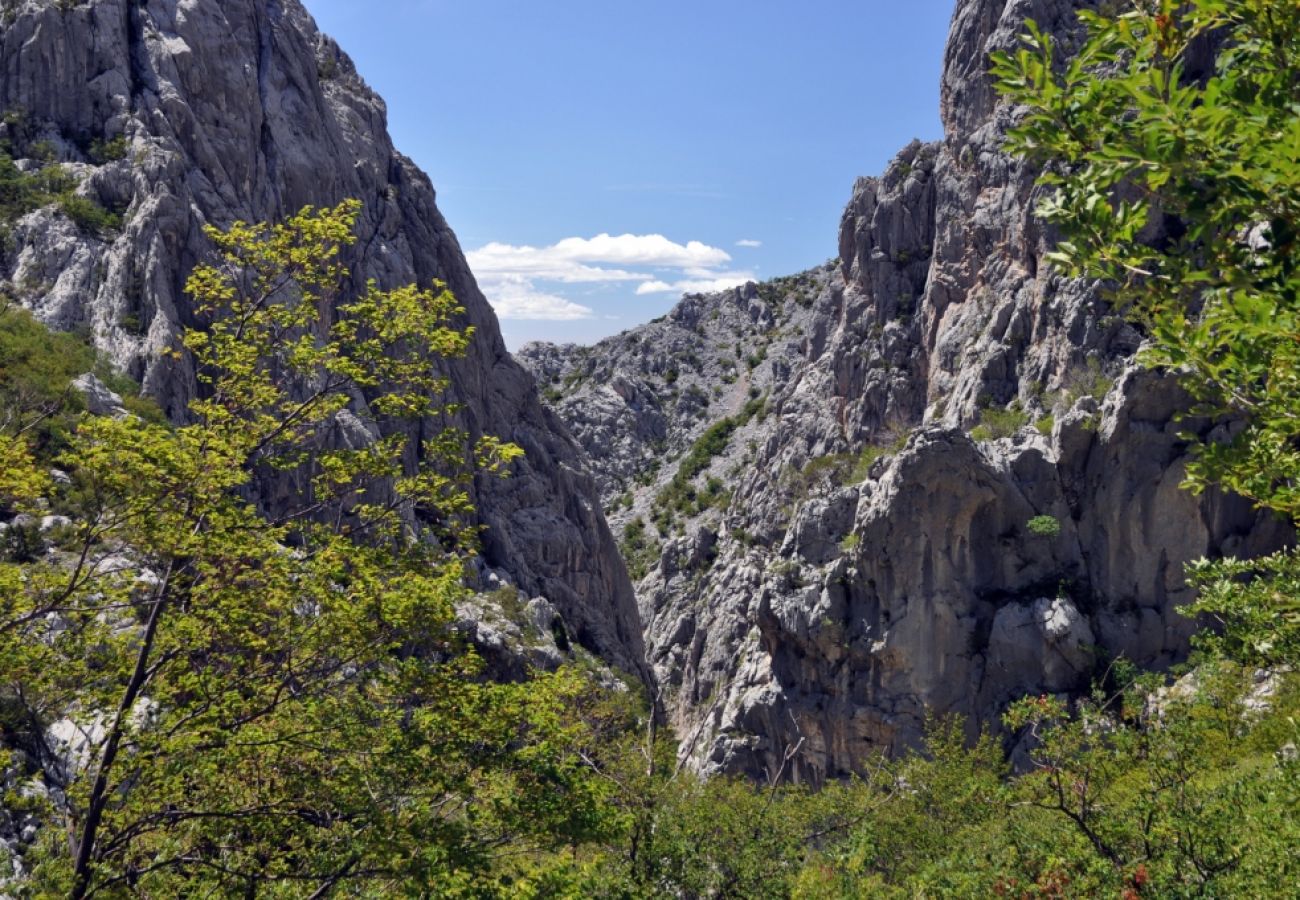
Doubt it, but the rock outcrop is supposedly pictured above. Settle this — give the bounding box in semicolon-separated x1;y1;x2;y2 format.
0;0;646;680
519;0;1289;781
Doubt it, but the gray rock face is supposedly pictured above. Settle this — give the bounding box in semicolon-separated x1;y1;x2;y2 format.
69;373;125;417
519;0;1288;781
0;0;646;681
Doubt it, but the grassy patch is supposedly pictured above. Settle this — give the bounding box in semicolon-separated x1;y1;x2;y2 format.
620;517;660;580
970;401;1029;441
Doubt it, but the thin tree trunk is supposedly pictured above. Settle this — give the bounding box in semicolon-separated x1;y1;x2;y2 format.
69;558;174;900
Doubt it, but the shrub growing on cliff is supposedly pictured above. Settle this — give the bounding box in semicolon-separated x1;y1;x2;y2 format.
969;400;1029;442
1026;514;1061;539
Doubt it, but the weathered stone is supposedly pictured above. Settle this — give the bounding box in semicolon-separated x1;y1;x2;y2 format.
0;0;647;683
518;0;1291;782
70;373;125;417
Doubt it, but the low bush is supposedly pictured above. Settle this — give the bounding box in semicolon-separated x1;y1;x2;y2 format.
970;400;1029;441
1026;514;1061;539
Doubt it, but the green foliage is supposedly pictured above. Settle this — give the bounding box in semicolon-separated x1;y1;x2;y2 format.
0;201;633;896
0;519;44;563
786;431;909;503
57;192;120;235
87;136;127;164
0;298;167;463
0;149;43;224
1063;356;1114;406
0;146;120;240
0;301;94;418
620;516;659;581
992;0;1300;513
514;671;1296;897
521;689;874;899
1026;514;1061;539
0;299;129;464
969;400;1029;442
993;0;1300;669
1186;550;1300;668
847;432;908;483
651;395;765;532
786;670;1300;898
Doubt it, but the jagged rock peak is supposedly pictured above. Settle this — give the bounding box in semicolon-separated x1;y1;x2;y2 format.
520;0;1288;781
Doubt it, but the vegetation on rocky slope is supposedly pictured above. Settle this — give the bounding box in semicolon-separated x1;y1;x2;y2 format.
0;205;615;896
0;0;1298;896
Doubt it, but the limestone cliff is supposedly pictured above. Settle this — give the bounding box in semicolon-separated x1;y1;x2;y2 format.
518;0;1290;781
0;0;646;680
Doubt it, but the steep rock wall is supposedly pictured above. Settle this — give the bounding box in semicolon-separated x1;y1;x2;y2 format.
520;0;1288;780
0;0;647;680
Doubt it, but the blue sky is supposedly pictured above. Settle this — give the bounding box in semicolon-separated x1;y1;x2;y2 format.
303;0;956;347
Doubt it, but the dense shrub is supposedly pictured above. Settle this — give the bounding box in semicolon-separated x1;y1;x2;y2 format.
0;147;121;240
969;401;1029;441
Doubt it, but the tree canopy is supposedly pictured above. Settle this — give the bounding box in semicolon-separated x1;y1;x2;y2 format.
0;202;624;896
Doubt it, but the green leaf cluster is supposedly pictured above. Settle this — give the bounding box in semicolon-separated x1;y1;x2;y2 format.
1026;514;1062;539
0;147;119;240
0;201;630;896
992;0;1300;680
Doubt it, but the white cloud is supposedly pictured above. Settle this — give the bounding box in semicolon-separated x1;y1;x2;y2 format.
488;284;595;323
551;233;731;268
635;273;756;296
467;243;645;284
636;280;675;294
736;239;763;248
468;232;742;321
467;233;731;280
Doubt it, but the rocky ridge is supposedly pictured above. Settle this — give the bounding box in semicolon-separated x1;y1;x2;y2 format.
0;0;646;680
518;0;1290;782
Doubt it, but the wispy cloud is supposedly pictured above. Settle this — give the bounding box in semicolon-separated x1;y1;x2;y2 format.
484;275;595;321
735;239;763;248
467;233;747;320
635;274;755;296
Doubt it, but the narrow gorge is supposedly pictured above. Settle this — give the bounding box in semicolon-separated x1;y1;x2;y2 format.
2;0;1297;893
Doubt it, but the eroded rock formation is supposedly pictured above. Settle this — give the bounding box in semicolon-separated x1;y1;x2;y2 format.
0;0;646;681
519;0;1289;781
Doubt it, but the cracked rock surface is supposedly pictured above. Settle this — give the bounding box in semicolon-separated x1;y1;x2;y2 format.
519;0;1290;781
0;0;646;682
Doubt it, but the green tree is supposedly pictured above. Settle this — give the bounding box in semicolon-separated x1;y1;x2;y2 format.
991;0;1300;666
0;201;619;896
